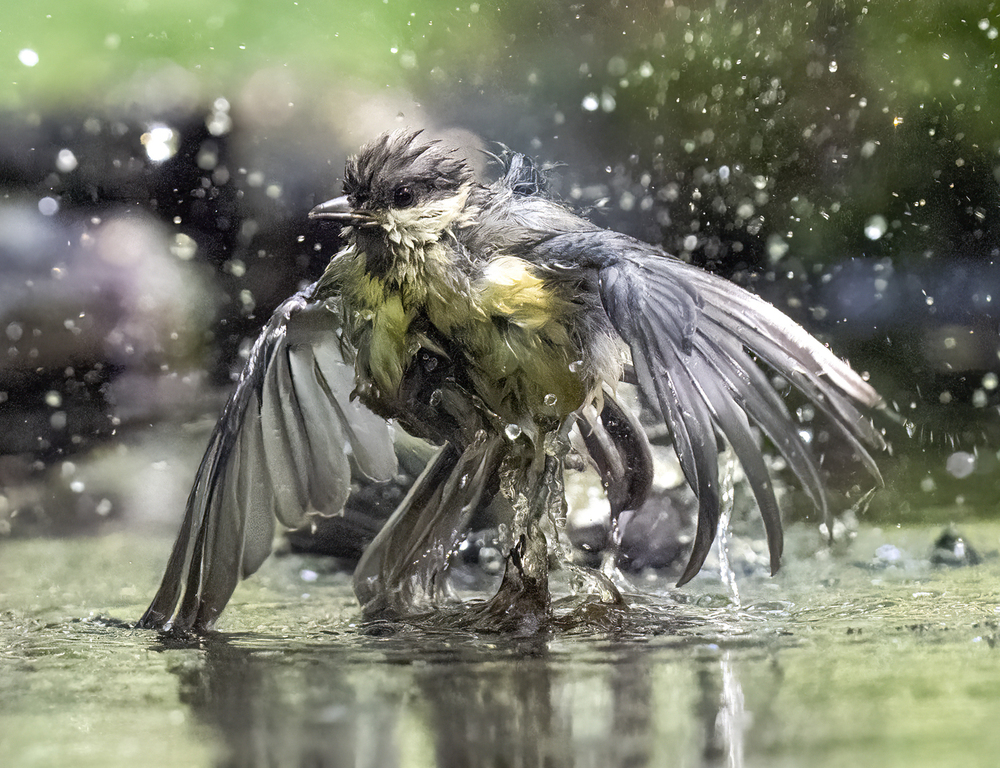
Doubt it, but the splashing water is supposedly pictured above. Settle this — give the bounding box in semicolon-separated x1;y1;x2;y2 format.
716;449;741;611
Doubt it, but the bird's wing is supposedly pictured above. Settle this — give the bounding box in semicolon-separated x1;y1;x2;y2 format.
138;283;397;632
529;230;883;584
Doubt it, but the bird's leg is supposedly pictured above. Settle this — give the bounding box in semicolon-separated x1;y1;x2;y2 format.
461;440;563;630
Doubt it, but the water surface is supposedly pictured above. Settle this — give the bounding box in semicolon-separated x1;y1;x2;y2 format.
3;523;999;767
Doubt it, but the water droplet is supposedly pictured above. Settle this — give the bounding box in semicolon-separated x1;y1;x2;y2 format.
38;196;59;216
141;124;178;163
170;233;198;261
505;423;523;440
864;214;887;240
767;234;789;262
543;393;558;407
568;360;584;373
946;451;975;479
607;56;628;77
428;389;442;407
56;149;78;173
18;49;39;67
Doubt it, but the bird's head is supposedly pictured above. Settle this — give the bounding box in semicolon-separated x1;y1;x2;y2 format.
310;129;478;251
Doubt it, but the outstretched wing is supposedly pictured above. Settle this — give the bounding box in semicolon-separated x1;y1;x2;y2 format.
530;230;884;585
138;283;397;632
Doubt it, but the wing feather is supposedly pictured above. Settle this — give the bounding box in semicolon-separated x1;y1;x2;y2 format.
286;345;352;517
520;227;882;583
601;249;881;581
138;283;396;631
260;344;312;527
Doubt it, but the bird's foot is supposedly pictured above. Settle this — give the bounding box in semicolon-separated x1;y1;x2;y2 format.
461;530;551;634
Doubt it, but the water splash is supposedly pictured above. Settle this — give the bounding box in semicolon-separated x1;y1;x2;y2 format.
716;449;741;611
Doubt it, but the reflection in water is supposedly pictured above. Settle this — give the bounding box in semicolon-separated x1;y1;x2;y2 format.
714;654;747;768
153;628;758;768
417;639;569;768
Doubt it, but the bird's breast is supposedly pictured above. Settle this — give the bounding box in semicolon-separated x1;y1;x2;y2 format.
343;248;608;429
341;248;465;399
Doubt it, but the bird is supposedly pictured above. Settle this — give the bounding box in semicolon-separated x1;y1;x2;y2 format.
138;128;884;633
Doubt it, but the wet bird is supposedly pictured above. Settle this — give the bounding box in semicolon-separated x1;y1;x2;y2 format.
139;129;884;632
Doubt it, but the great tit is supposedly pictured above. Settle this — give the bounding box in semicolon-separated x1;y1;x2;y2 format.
139;129;883;632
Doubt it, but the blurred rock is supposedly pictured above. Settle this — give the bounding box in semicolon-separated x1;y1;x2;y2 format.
0;204;217;456
930;526;982;568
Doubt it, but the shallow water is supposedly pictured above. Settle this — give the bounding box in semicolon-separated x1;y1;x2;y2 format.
3;522;1000;768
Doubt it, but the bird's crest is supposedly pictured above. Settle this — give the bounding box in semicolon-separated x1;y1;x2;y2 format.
344;129;473;205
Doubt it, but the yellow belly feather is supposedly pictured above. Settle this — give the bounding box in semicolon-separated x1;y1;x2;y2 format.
346;249;591;423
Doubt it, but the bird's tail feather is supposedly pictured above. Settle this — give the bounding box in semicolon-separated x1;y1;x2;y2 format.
353;431;507;618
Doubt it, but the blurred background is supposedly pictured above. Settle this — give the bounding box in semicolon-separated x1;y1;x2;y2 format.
1;0;998;543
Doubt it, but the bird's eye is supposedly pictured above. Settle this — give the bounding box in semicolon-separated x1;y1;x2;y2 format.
392;185;415;208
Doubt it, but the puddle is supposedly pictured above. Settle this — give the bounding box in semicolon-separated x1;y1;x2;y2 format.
3;523;1000;767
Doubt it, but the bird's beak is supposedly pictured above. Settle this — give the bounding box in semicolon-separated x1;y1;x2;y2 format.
308;195;379;227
